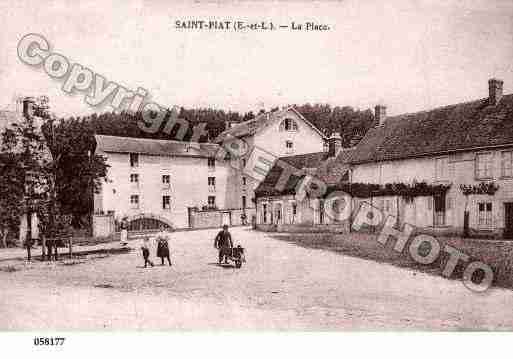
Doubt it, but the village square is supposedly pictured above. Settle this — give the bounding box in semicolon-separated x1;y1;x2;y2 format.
1;0;513;334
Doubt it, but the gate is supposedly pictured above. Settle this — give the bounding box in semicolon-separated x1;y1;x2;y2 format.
119;214;174;233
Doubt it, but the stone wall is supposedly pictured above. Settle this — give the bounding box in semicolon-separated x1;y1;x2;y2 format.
256;222;349;233
189;207;256;229
92;214;115;237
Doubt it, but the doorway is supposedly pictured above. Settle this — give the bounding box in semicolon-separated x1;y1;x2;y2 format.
221;212;231;226
504;203;513;239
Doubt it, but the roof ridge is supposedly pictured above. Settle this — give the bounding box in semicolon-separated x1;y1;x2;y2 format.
278;151;326;160
94;134;214;146
350;92;513;164
385;93;513;123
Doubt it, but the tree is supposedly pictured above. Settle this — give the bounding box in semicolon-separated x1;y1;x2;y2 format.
0;152;24;247
0;101;49;259
42;118;108;229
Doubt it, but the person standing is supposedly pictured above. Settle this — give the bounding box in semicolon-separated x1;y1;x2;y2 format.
214;224;233;265
120;217;129;246
155;225;172;266
141;237;154;268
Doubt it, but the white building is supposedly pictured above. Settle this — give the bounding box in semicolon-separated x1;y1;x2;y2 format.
215;107;326;209
94;135;228;229
94;106;327;230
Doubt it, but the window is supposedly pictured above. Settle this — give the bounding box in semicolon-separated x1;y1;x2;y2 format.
242;176;247;186
435;157;449;181
375;198;384;211
162;195;171;210
130;195;139;209
130;173;139;183
478;202;493;228
280;118;298;132
242;196;247;209
318;200;325;224
242;158;247;168
208;177;216;192
434;194;446;226
291;202;297;224
208;157;215;171
384;199;391;213
263;203;268;223
274;203;283;224
290;202;297;224
476;153;493;179
502;151;513;177
285;141;294;154
162;174;170;184
130;153;139;168
208;196;216;208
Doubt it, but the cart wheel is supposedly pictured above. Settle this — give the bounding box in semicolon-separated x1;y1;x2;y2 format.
235;260;242;268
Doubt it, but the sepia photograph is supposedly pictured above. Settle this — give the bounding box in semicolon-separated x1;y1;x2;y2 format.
1;0;513;355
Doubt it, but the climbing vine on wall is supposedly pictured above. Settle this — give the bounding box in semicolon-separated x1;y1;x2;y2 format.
328;181;452;200
459;182;499;196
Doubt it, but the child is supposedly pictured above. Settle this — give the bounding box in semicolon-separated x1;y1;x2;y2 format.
120;217;129;246
141;237;154;268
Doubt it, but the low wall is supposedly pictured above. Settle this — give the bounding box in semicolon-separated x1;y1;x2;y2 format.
92;214;115;237
189;207;256;229
256;222;349;233
256;224;278;232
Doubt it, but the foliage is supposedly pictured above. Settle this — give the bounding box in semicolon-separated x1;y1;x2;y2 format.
41;118;109;228
80;108;251;142
0;152;25;247
0;106;49;246
459;182;499;196
294;104;375;147
62;103;374;145
36;202;73;239
329;181;452;200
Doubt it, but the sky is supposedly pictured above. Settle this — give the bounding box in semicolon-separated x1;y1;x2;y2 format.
0;0;512;118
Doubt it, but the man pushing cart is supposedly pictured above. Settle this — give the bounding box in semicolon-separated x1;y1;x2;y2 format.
214;225;245;268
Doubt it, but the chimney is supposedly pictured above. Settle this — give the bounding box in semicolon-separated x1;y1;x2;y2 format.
327;132;342;157
22;96;35;118
488;78;503;106
375;105;387;126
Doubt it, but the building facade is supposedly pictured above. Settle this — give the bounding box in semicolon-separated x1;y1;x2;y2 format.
254;133;354;232
255;78;513;239
94;135;230;229
349;78;513;238
215;107;326;210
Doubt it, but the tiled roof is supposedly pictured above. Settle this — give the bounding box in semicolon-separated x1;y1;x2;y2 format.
95;134;220;158
255;151;331;197
351;94;513;164
314;148;355;185
214;106;326;143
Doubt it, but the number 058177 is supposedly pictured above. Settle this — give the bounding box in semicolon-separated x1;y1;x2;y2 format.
33;337;65;346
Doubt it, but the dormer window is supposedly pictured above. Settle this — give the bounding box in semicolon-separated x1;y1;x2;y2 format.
280;118;298;132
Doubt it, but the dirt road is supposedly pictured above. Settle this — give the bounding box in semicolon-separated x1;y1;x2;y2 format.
1;227;513;330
